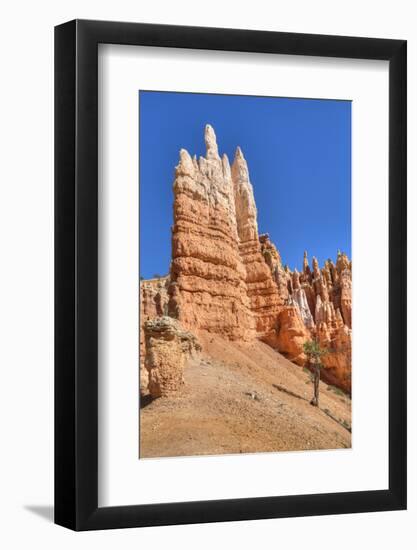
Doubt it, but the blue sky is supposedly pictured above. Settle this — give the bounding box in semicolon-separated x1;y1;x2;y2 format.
139;91;351;279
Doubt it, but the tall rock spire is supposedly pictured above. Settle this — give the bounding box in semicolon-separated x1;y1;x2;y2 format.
232;146;249;181
230;144;284;343
168;125;256;340
231;146;258;242
312;256;320;278
204;124;220;160
303;250;310;275
292;268;301;290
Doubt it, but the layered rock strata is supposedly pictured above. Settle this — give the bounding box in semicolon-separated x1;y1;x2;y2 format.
232;148;284;344
167;125;256;340
144;317;201;398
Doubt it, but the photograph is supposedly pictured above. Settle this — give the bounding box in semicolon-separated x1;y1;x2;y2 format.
0;1;409;543
139;91;352;458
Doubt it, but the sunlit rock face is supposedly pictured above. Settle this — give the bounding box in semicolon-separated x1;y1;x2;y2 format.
144;317;201;398
168;125;256;341
294;251;352;392
140;125;352;393
139;277;169;396
231;147;284;344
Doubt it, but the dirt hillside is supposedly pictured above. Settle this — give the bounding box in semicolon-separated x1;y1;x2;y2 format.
140;331;351;458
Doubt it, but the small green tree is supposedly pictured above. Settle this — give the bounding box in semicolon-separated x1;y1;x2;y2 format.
303;339;327;407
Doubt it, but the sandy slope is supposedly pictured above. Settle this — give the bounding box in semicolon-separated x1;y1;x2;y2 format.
140;331;351;458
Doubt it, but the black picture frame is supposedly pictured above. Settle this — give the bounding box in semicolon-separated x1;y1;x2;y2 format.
55;19;407;531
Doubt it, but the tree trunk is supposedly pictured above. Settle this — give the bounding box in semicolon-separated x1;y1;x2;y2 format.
310;364;320;407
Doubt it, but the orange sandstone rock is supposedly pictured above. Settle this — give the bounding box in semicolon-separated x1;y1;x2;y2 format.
144;317;201;398
168;125;256;341
275;306;311;365
259;233;290;303
139;277;169;395
231;148;284;343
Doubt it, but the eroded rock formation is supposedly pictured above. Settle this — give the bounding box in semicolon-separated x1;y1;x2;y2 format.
275;306;311;365
139;277;169;395
232;148;284;344
144;316;201;398
140;125;352;394
297;251;352;391
167;125;256;340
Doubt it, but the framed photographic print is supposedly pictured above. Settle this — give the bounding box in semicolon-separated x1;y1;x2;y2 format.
55;20;407;530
